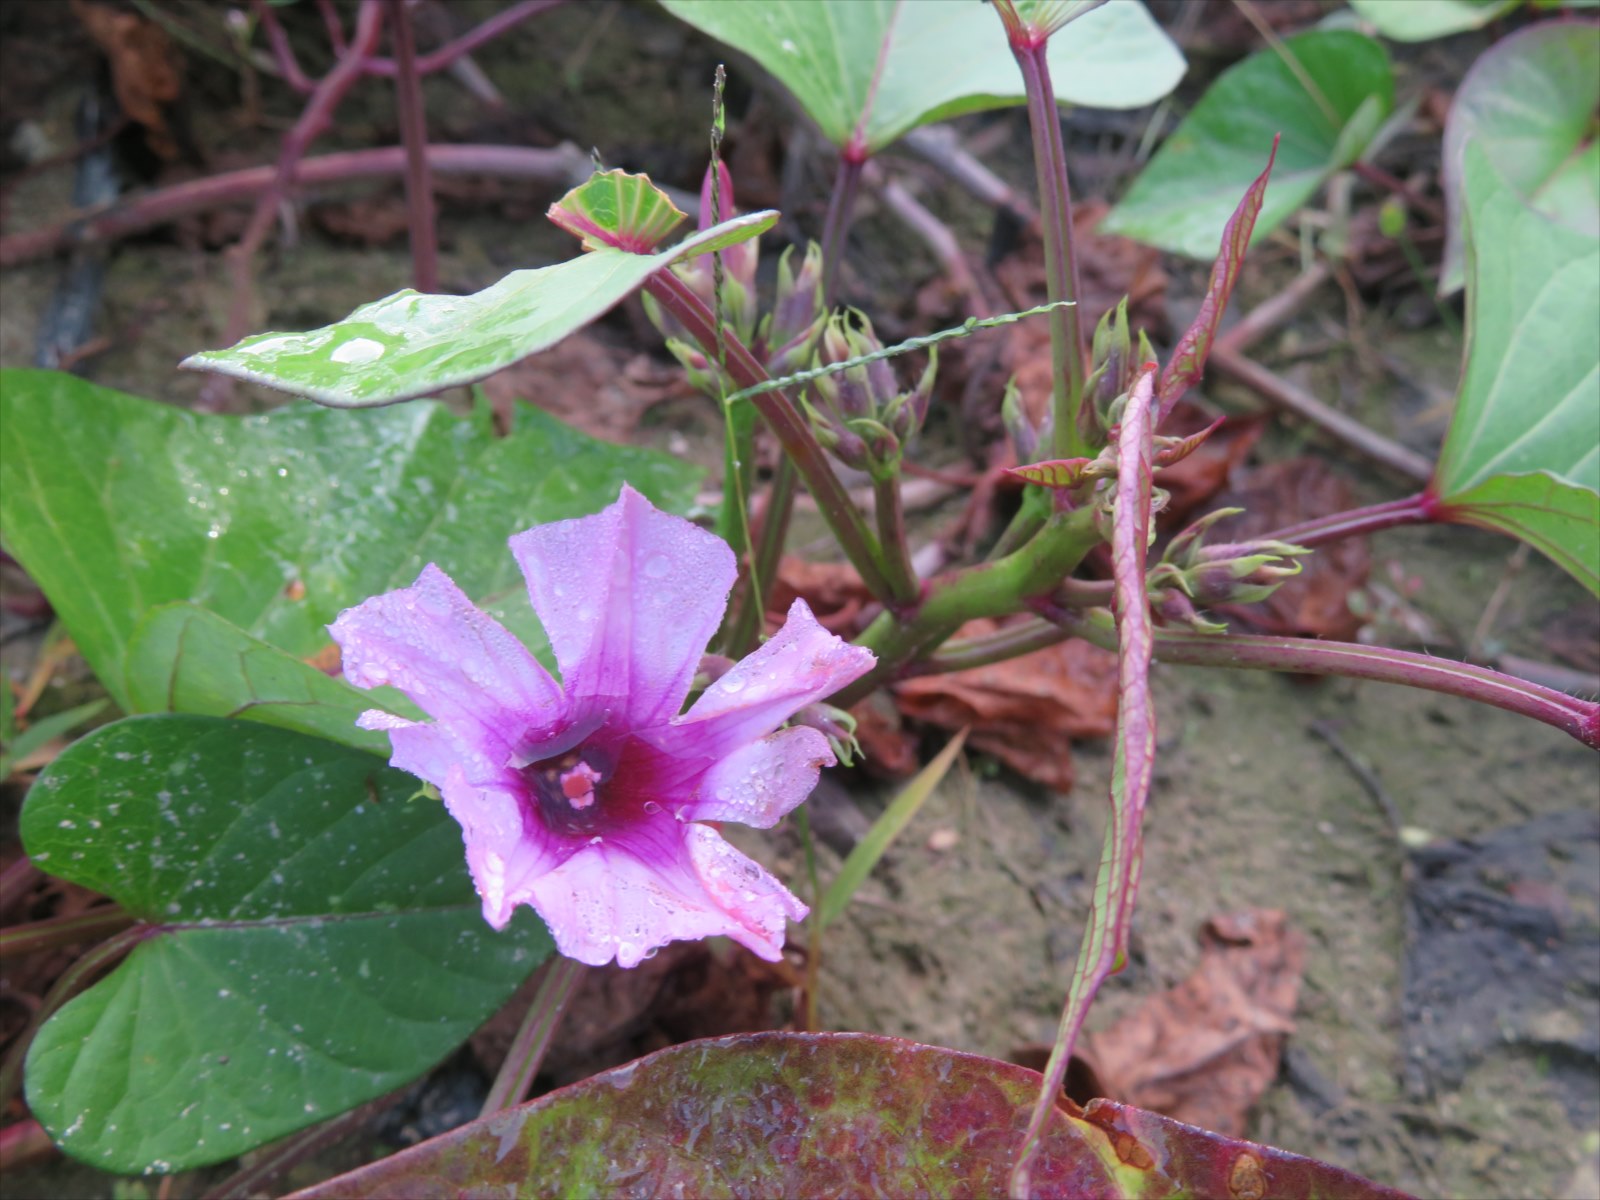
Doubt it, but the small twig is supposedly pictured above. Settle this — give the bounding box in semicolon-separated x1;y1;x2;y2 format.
479;955;585;1116
386;0;439;292
362;0;561;77
1208;344;1434;482
205;0;387;409
0;906;135;958
251;0;318;94
863;162;984;308
1467;544;1530;660
1214;261;1332;357
1353;161;1445;225
902;125;1036;224
0;143;593;268
1309;719;1403;835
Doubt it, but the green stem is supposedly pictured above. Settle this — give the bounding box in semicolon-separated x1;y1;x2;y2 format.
478;955;585;1117
833;506;1101;706
644;272;893;604
724;454;798;658
873;472;920;608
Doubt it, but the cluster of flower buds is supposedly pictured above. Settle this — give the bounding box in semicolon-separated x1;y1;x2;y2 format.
643;160;828;397
1147;507;1311;632
801;309;937;477
1084;298;1158;445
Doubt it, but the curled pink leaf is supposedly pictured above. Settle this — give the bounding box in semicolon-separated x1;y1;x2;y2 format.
1157;136;1280;422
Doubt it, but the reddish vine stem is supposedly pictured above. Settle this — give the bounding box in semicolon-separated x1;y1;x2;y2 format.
1260;491;1440;548
385;0;439;292
479;955;585;1116
942;612;1600;750
204;0;386;409
0;144;592;268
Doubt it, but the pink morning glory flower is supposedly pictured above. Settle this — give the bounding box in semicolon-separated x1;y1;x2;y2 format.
328;486;875;968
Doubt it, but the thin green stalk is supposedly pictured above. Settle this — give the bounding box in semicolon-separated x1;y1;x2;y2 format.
478;955;585;1117
873;472;920;608
644;271;893;604
795;803;822;1032
832;505;1102;706
723;454;798;658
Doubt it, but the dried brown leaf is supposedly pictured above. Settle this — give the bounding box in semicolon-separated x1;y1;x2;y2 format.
1084;909;1307;1136
893;620;1118;791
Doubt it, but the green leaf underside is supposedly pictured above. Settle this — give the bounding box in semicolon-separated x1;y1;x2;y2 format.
180;212;774;407
1349;0;1519;41
0;370;701;721
660;0;1184;155
549;169;687;251
22;716;552;1172
1435;146;1600;591
1438;21;1600;292
293;1033;1410;1200
1102;31;1394;259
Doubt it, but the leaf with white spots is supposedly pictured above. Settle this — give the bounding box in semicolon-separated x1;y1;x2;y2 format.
22;716;553;1173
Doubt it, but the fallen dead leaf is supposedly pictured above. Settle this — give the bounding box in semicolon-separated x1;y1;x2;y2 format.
481;330;689;442
767;556;875;637
73;0;181;159
1083;908;1306;1136
893;620;1118;791
1208;458;1371;640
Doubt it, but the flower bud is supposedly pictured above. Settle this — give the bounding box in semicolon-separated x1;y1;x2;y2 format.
1160;509;1311;608
806;310;936;474
793;702;864;767
698;158;759;290
763;243;825;369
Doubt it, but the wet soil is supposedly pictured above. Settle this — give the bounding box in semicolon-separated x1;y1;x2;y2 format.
3;3;1597;1199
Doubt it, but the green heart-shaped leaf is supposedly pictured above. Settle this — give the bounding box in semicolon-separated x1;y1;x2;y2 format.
1103;31;1393;259
23;715;552;1172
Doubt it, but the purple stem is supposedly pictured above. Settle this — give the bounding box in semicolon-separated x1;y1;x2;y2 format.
386;0;439;293
0;859;41;915
1262;491;1441;548
0;143;592;268
479;955;585;1116
0;1120;56;1173
1008;29;1086;457
818;155;864;307
0;906;135;958
252;0;317;94
955;611;1600;749
363;0;561;77
644;271;892;604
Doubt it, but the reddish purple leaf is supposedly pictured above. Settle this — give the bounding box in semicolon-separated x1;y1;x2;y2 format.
1154;415;1226;469
1157;136;1280;422
1008;457;1095;488
289;1032;1409;1200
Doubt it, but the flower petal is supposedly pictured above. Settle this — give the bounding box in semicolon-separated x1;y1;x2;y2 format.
686;726;835;828
331;564;565;760
509;486;735;730
522;821;806;966
438;764;558;931
667;598;875;759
